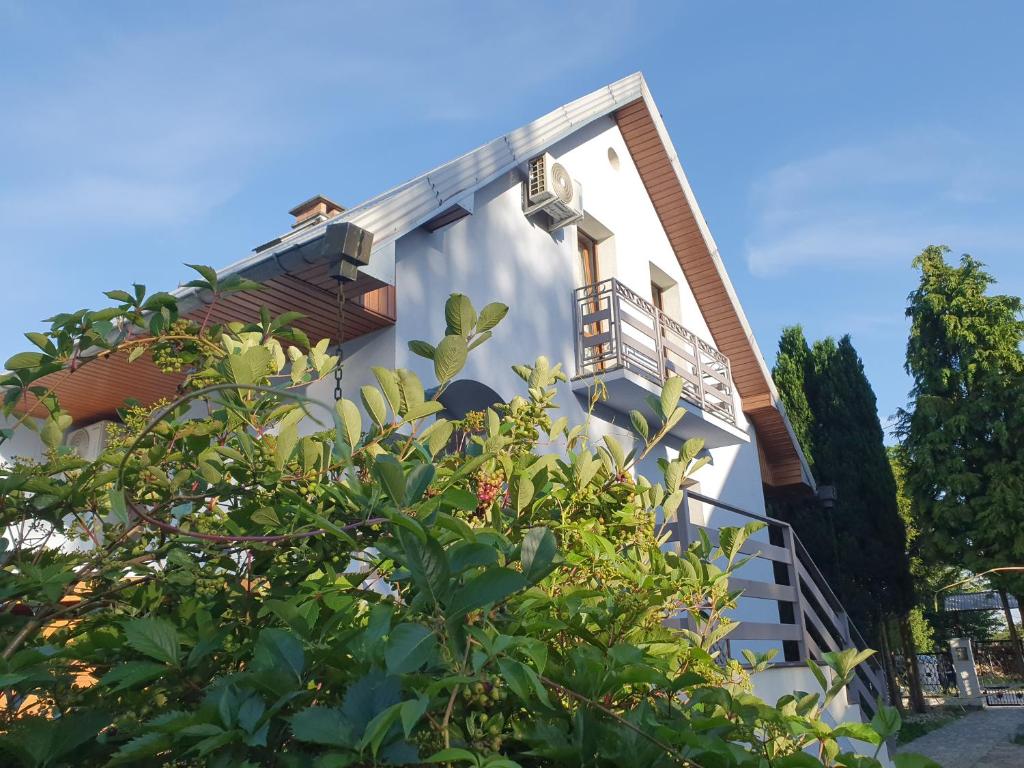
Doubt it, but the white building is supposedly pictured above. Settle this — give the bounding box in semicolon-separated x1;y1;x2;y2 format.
3;73;887;732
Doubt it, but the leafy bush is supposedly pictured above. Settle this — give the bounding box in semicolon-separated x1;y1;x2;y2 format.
0;270;933;767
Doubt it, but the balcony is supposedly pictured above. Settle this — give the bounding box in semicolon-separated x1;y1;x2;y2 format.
572;278;746;447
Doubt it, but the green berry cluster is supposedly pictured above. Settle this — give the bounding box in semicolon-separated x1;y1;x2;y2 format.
460;678;507;707
461;410;486;433
193;572;224;599
460;678;508;752
152;319;200;373
152;347;187;374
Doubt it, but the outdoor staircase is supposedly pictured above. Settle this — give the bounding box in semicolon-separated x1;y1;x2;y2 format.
666;490;889;718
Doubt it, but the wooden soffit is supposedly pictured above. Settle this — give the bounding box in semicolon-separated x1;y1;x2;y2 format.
615;98;811;490
14;268;395;425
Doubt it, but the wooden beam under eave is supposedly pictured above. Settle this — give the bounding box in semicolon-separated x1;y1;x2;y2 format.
12;274;397;426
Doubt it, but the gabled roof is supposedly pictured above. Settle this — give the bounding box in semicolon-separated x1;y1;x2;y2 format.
204;75;648;290
15;73;812;490
261;73;813;489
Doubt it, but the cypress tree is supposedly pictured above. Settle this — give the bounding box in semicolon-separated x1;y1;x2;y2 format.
770;327;836;589
804;337;915;639
772;328;919;707
774;326;815;474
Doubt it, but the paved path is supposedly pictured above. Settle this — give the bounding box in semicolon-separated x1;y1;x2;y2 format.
895;707;1024;767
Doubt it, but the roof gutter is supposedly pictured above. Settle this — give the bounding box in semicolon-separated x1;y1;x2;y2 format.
173;221;374;317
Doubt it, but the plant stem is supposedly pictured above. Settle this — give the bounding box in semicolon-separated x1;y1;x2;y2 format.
538;674;703;768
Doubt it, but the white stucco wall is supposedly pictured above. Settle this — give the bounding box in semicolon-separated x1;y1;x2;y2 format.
0;113;807;681
392;117;764;506
301;326;397;435
752;666;892;765
0;415;46;464
385;118;787;652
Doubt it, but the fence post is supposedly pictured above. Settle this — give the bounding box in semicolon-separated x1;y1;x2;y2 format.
655;307;667;384
610;281;624;370
949;638;982;702
782;525;809;663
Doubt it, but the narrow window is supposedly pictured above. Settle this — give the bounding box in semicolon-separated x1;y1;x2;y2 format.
651;281;665;312
578;231;599;286
578;231;605;371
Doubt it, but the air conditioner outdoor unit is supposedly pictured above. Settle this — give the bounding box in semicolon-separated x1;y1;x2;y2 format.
523;152;584;232
65;420;113;461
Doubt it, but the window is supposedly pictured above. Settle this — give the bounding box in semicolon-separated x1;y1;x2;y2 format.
649;263;680;320
651;281;665;312
578;230;605;370
578;231;599;286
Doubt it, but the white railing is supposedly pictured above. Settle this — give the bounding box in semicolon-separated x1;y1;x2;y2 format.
665;490;890;718
573;278;735;424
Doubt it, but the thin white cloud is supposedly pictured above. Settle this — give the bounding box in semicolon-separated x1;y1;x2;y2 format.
745;129;1023;276
0;3;637;233
0;21;299;230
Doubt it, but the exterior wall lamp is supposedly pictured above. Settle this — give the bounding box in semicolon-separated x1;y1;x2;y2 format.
816;484;837;511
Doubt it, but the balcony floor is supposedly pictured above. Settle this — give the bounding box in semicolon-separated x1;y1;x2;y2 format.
572;366;749;449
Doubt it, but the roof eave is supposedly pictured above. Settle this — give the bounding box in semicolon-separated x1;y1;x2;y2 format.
620;82;815;490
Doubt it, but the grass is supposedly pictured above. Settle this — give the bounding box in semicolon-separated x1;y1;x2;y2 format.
896;705;973;745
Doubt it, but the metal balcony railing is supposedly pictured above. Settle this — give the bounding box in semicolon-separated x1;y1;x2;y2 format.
573;278;736;424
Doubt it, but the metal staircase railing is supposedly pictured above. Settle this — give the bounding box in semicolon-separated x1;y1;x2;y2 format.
665;489;889;718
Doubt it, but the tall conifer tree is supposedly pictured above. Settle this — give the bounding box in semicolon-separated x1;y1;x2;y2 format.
898;246;1024;579
898;245;1024;655
772;328;917;708
803;337;915;637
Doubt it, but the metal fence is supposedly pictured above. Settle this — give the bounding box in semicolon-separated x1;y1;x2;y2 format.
974;640;1024;687
894;652;956;696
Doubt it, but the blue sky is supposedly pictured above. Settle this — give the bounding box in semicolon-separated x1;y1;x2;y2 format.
2;1;1023;434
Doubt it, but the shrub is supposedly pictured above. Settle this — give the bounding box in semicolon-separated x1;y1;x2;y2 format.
0;270;932;767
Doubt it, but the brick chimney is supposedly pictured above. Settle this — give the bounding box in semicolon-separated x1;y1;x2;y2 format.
289;195;345;229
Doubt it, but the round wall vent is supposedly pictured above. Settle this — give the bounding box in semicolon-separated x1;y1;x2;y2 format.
608;147;620;170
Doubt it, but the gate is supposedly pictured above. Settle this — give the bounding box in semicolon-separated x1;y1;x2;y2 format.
916;652;956;696
973;640;1024;687
894;651;956;697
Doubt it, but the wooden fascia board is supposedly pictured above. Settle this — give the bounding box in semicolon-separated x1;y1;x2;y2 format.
614;94;813;490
